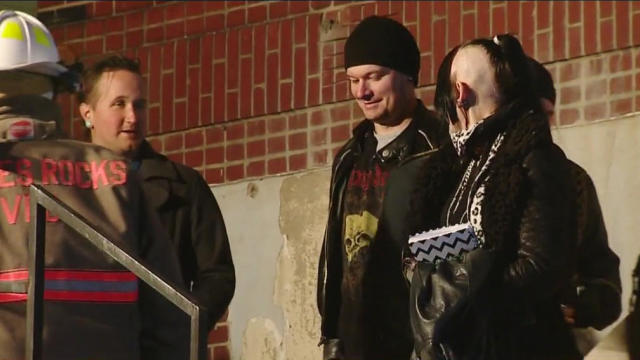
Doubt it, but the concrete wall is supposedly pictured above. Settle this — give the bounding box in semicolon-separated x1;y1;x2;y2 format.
212;111;639;359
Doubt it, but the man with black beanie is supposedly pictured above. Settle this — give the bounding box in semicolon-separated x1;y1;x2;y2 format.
316;16;448;360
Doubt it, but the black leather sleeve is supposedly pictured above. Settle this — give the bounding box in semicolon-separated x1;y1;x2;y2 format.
502;146;576;305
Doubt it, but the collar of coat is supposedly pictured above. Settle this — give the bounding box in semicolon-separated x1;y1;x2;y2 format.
409;101;556;252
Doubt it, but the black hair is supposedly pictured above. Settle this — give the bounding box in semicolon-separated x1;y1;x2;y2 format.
528;57;556;105
77;55;141;104
434;45;460;124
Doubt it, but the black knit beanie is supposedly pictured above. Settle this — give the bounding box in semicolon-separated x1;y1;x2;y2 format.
344;16;420;85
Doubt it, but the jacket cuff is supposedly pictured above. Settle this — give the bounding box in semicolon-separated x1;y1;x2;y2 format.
320;338;343;360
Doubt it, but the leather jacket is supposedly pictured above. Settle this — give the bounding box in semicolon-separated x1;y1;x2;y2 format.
317;100;447;359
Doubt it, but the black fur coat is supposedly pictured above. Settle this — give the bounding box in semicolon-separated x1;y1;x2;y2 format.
408;103;581;360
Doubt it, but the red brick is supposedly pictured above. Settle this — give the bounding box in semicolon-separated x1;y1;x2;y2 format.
145;25;163;43
288;113;307;130
267;135;286;153
253;87;266;117
85;38;104;56
106;16;124;33
294;16;306;45
226;164;244;182
146;6;164;26
558;108;580;126
559;86;581;105
586;79;607;101
289;153;307;171
205;147;224;167
559;62;580;82
267;157;287;175
404;1;417;23
214;33;226;60
609;75;632;95
312;149;328;166
240;57;252;118
599;1;613;18
254;25;267;83
322;85;334;104
615;2;630;48
85;20;104;38
447;1;462;49
167;153;183;164
331;124;350;144
583;1;597;54
288;132;307;151
611;98;633;116
376;1;390;16
552;1;566;60
609;52;632;72
226;122;245;141
186;1;205;17
289;1;308;15
66;23;83;41
477;1;490;37
600;19;614;52
269;1;288;19
588;57;604;76
185;150;204;168
521;1;535;54
147;46;161;103
267;22;280;51
247;119;266;137
226;143;244;162
206;14;225;33
536;31;551;63
568;26;582;58
105;33;123;52
506;1;520;34
267;116;286;134
247;140;266;158
126;29;143;48
330;104;351;123
248;4;267;24
175;40;187;98
186;17;205;36
165;2;185;22
433;1;445;16
537;1;550;30
432;18;446;77
166;21;185;41
213;63;226;122
115;1;152;13
206;1;225;12
174;101;187;130
568;1;581;24
240;27;252;55
311;128;327;146
206;127;224;144
308;15;321;74
634;14;640;46
188;68;201;128
227;8;246;27
280;82;293;112
294;48;307;109
308;77;320;107
246;161;266;178
310;1;331;10
205;168;224;185
148;106;160;135
462;13;476;42
201;96;212;125
228;30;239;89
280;20;293;79
311;110;326;126
584;102;607;121
201;36;214;93
165;134;183;152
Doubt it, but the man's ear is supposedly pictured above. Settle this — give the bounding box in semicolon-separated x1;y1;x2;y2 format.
455;81;475;109
79;102;93;129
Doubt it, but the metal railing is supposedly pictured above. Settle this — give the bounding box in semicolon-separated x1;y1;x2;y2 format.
26;184;204;360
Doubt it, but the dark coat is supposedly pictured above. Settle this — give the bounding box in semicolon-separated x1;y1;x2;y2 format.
137;141;235;328
317;100;448;360
407;103;581;360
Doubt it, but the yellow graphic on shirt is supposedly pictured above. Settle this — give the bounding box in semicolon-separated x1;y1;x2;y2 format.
344;211;379;263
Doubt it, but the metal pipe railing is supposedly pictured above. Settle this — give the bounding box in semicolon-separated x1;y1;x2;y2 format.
26;184;203;360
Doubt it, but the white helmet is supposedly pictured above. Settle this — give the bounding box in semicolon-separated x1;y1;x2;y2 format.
0;10;66;76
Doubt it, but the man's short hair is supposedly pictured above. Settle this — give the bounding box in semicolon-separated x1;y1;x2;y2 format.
78;55;141;104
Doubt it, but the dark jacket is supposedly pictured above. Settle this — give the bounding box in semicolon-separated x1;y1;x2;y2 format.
407;103;581;360
563;161;621;330
0;95;188;360
136;140;235;328
317;100;448;360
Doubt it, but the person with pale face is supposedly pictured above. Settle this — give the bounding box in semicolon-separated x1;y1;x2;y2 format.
78;56;236;344
407;35;582;360
80;67;147;157
317;16;448;360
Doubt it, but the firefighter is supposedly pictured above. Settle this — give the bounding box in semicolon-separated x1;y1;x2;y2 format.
0;10;188;360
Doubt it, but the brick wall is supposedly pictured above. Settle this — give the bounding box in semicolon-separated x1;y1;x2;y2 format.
36;0;640;357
